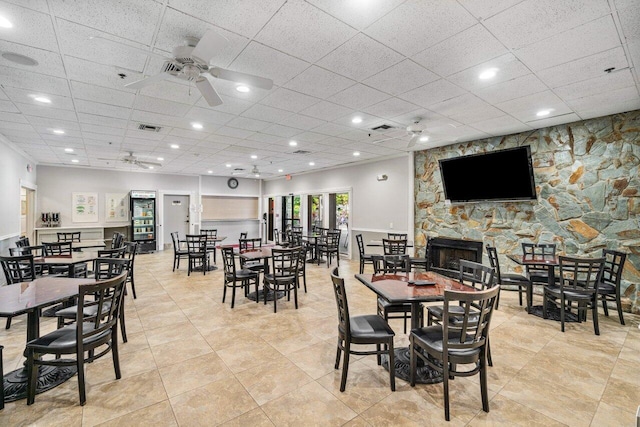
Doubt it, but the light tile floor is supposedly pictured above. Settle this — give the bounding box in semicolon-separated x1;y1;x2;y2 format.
0;250;638;426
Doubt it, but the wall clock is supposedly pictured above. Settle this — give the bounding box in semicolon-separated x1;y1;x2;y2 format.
227;177;239;189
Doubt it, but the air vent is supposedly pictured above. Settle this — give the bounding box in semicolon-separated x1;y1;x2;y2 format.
370;124;395;131
138;124;161;132
292;150;311;155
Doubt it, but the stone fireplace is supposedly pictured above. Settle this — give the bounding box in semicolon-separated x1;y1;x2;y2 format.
427;237;483;278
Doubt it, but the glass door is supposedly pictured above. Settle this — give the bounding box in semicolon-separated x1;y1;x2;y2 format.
308;194;322;231
281;195;301;232
132;198;155;242
330;193;350;255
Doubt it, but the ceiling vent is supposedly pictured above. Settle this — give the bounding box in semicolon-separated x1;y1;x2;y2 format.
292;150;311;155
370;124;395;131
137;124;162;132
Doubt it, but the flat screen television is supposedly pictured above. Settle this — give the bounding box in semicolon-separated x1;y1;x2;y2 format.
439;146;537;203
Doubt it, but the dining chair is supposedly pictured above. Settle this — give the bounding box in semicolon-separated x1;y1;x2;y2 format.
239;231;248;241
355;234;374;274
97;247;126;258
239;238;265;273
26;272;128;406
201;229;218;263
331;268;396;392
0;254;37;330
110;232;125;249
124;242;138;299
409;285;500;421
543;255;605;335
387;233;407;240
43;242;88;278
383;238;407;255
57;232;81;242
274;229;290;247
170;232;188;271
522;242;558;285
296;246;308;293
317;230;340;267
372;254;417;334
221;246;259;308
486;245;531;311
185;234;208;276
263;247;300;313
597;249;627;325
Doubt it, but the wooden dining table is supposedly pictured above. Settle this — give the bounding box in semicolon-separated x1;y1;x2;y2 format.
506;254;559;286
355;271;478;384
34;251;102;277
0;277;97;402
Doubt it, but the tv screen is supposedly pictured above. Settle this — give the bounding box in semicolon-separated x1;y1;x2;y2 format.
439;146;537;203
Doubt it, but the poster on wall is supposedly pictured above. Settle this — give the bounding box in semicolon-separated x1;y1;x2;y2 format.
71;192;98;223
105;193;128;222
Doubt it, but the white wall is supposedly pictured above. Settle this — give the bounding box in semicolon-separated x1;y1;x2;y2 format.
0;139;36;241
201;175;261;196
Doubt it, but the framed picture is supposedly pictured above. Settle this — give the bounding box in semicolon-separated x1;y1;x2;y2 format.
105;193;128;222
72;192;98;223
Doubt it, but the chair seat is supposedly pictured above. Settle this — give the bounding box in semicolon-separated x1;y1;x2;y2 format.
500;273;530;283
362;254;373;261
411;325;480;358
409;257;428;267
545;285;594;300
597;283;616;295
348;315;395;343
243;261;265;271
378;298;413;313
228;269;258;280
55;301;111;319
26;322;111;352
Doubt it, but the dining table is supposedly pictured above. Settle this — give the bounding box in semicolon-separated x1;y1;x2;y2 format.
301;233;323;264
0;277;97;402
34;251;102;278
203;236;227;270
238;245;285;301
355;270;479;384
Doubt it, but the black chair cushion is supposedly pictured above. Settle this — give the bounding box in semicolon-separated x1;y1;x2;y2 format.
597;283;616;295
545;285;593;300
26;322;111;352
411;325;480;358
55;301;111;319
500;273;530;283
378;298;413;313
349;315;394;343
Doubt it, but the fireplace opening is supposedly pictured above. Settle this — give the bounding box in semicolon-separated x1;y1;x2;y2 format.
427;237;483;278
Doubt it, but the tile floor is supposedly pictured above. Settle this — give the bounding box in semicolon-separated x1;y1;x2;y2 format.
0;250;638;426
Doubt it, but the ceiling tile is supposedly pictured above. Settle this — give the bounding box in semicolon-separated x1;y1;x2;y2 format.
364;97;421;119
306;0;404;30
226;116;271;132
262;124;302;138
0;66;71;97
133;95;191;116
80;123;125;136
447;53;531;92
246;133;281;144
77;113;128;129
555;69;636;101
575;98;640;120
0;112;29;124
70;81;136;108
527;113;582;129
0;2;58;52
364;0;477;56
259;88;319;113
515;15;621;71
138;79;201;106
241;104;292;123
457;0;523;21
3;87;75;110
285;66;355;98
310;122;353;137
469;115;531;136
484;0;610;49
64;56;141;92
229;42;310;87
185;106;236;127
0;40;65;78
254;0;357;63
617;2;640;40
496;90;574;122
474;74;549;105
317;33;403;81
398;79;467;108
363;60;439;97
568;86;640;113
168;128;208;140
298;101;352;122
24;116;80;130
328;84;389;110
214;126;255;139
194;95;253;116
278;114;326;131
429;93;505;124
15;103;78;121
75;99;132;119
413;24;508;77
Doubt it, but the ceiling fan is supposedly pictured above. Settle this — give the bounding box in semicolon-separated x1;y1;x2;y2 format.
93;30;274;106
231;165;272;178
98;151;162;169
371;118;458;148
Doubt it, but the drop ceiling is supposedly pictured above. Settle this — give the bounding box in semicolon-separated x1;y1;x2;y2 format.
0;0;638;178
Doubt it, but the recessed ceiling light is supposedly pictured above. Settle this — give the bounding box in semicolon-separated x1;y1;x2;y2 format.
225;164;231;168
53;129;65;134
289;140;297;146
236;85;250;93
309;161;315;166
351;117;362;124
251;155;257;159
353;151;360;156
254;173;260;178
2;52;37;66
419;136;429;142
479;68;498;80
0;15;13;28
170;144;179;149
148;166;154;169
34;96;51;103
278;169;283;173
64;148;74;153
157;157;164;161
191;122;203;130
71;159;79;163
207;170;213;174
536;109;551;117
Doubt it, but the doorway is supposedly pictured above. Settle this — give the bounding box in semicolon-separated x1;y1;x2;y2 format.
281;195;301;232
330;192;350;255
308;194;323;230
20;186;35;242
268;198;274;241
163;194;190;249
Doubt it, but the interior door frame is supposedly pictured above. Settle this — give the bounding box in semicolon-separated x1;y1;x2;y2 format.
157;190;194;250
19;179;37;243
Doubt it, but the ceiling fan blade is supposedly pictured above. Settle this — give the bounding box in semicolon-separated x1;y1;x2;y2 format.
196;77;223;107
209;67;274;90
407;135;419;148
191;30;228;64
125;72;171;90
97;157;119;161
137;160;162;167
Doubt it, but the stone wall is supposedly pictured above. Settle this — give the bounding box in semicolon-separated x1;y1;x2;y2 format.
414;110;640;314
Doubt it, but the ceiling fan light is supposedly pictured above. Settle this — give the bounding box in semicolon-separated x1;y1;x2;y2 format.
289;140;297;146
34;96;51;103
351;117;362;124
478;68;498;80
53;129;65;134
419;136;429;142
236;85;250;93
64;148;74;153
0;15;13;28
170;144;179;149
71;159;79;163
353;151;360;156
278;169;283;173
536;109;551;117
225;163;231;167
191;122;203;129
251;154;257;159
309;161;315;166
157;157;164;161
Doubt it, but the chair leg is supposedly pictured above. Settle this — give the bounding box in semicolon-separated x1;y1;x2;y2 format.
120;300;127;343
480;352;489;413
130;276;137;299
443;360;450;421
222;282;227;303
112;327;122;380
592;301;600;336
293;284;298;309
26;349;37;405
409;337;416;387
173;255;176;271
0;345;4;410
517;287;522;306
335;338;342;369
388;338;395;392
339;342;350;392
303;274;307;293
359;260;364;274
616;297;625;325
254;277;259;303
542;292;548;319
77;349;86;406
5;316;11;330
487;336;493;367
231;283;237;309
560;295;566;332
601;298;609;316
376;344;381;365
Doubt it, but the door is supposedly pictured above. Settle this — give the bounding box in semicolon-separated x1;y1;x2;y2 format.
20;187;35;242
268;198;274;241
330;192;350;255
163;195;189;248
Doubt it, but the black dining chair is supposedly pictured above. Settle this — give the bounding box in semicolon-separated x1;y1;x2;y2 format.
170;232;188;271
387;233;407;240
543;255;604;335
110;232;124;249
331;268;396;392
355;234;374;274
26;273;128;406
239;238;265;273
124;242;138;299
263;247;300;313
221;246;259;308
372;254;417;334
185;234;208;276
0;254;37;330
409;284;500;421
522;242;558;285
43;242;88;278
486;245;531;311
317;230;340;267
201;229;218;263
57;232;81;242
597;249;627;325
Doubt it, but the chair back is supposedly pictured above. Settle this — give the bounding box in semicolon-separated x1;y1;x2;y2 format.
387;233;407;240
325;231;340;248
201;229;217;239
442;285;500;354
292;226;303;233
93;258;129;280
98;247;126;258
459;260;495;291
601;249;626;292
57;232;81;242
220;246;238;277
124;242;137;282
558;256;604;295
270;248;300;279
383;238;407;255
43;241;72;256
330;267;350;339
290;231;303;247
485;246;502;283
76;273;127;344
16;236;30;248
239;238;261;252
522;243;556;276
9;246;43;257
372;254;410;273
110;232;125;249
0;255;36;284
239;232;248;240
185;234;206;254
297;246;307;275
356;234;366;257
170;232;181;252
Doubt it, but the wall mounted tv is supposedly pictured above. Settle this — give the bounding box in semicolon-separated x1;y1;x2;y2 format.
439;146;537;203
